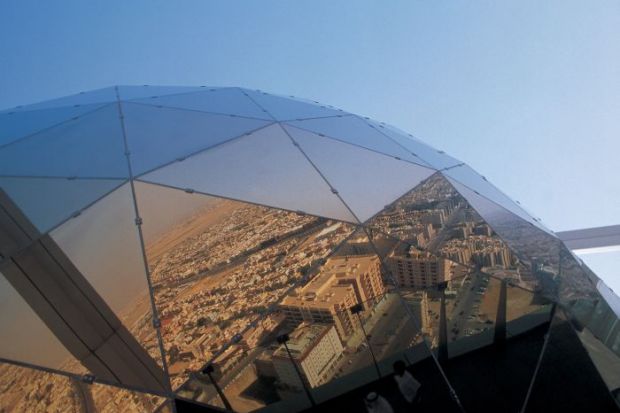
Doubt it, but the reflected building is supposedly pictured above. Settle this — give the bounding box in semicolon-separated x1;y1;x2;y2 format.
272;323;343;389
280;255;385;339
386;244;452;289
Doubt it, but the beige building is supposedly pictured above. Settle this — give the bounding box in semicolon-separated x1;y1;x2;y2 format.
272;324;343;389
387;245;452;289
279;255;385;339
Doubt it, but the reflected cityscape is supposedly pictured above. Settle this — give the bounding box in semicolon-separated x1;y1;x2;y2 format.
2;171;618;412
0;87;618;413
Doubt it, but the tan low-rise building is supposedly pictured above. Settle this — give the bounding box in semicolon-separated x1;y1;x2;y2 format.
272;324;343;389
387;245;452;289
279;255;385;339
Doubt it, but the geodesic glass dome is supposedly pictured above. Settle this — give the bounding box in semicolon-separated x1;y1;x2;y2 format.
0;86;618;412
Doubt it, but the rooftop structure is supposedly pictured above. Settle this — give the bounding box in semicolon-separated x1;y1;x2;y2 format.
272;323;343;389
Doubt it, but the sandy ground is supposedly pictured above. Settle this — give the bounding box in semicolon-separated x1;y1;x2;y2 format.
225;366;266;412
146;199;240;265
480;278;538;321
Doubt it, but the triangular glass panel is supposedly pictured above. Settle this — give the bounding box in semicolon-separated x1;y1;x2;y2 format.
127;87;273;120
0;177;125;234
444;176;572;300
240;89;345;121
364;118;462;170
133;181;356;390
117;85;206;101
522;308;619;412
0;104;127;178
557;247;601;305
442;164;553;234
121;102;273;176
285;125;436;223
284;115;429;165
2;87;118;112
0;103;110;147
49;183;169;391
139;124;356;223
0;272;85;374
564;286;620;399
366;172;458;247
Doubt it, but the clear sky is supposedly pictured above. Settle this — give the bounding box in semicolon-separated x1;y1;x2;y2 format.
0;1;618;287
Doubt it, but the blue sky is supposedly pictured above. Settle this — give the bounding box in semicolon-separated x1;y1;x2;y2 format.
0;1;618;288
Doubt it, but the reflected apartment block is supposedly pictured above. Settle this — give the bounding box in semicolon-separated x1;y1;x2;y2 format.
272;324;343;389
280;255;385;340
386;244;452;289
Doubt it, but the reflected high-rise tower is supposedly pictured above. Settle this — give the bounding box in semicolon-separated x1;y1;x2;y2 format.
0;86;618;413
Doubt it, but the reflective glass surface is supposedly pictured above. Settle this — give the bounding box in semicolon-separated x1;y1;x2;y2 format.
442;165;552;234
50;183;166;375
0;362;168;413
0;103;109;147
285;115;428;165
445;177;566;298
0;272;83;373
135;182;355;389
140;124;357;223
365;228;553;412
240;89;345;121
122;101;273;176
2;87;118;112
523;309;620;412
0;104;127;178
127;87;273;120
0;85;617;411
117;85;206;101
0;177;125;233
286;125;436;223
365;118;462;170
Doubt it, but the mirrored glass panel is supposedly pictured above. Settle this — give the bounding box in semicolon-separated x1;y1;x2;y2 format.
367;173;542;292
0;103;109;147
134;182;356;390
364;119;462;170
0;105;127;179
122;102;273;176
0;362;168;413
285;125;436;223
127;87;273;120
139;124;356;223
0;177;125;234
117;85;206;101
49;183;167;385
365;229;552;412
89;381;167;413
2;87;117;112
0;272;84;374
445;176;569;299
523;308;619;412
177;226;461;412
240;89;345;121
561;257;620;398
442;165;552;234
0;363;85;412
284;115;428;165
